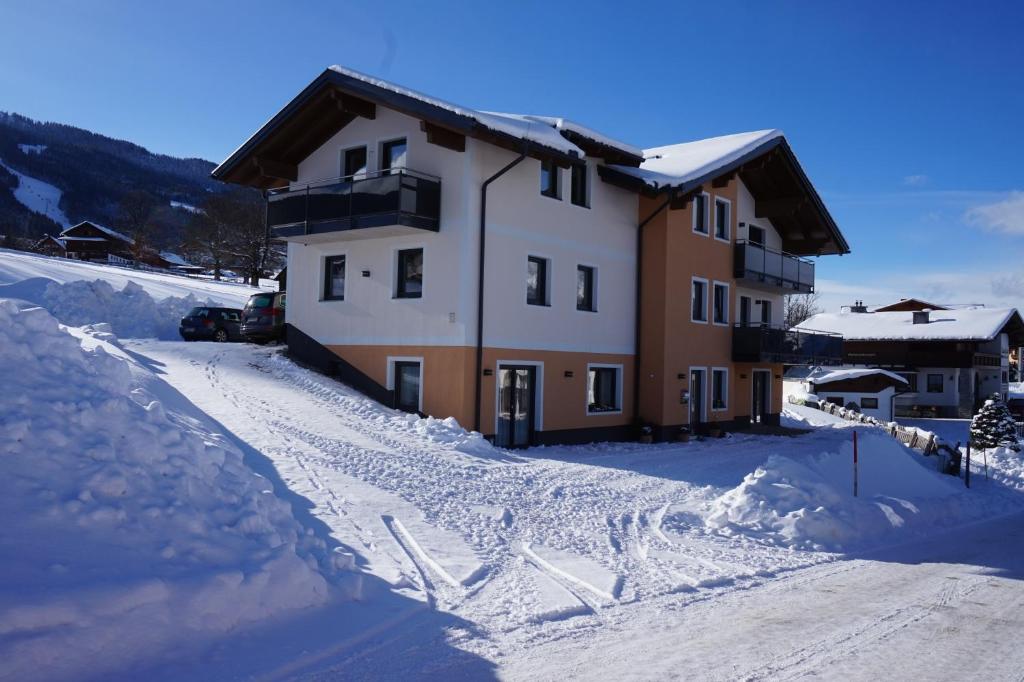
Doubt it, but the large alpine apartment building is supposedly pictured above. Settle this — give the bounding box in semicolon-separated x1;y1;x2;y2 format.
212;66;849;446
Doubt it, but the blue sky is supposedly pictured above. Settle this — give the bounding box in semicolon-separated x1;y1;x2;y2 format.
2;0;1022;312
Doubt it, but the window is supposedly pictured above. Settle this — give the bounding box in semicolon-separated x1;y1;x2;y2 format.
691;278;708;322
570;163;588;207
739;295;751;326
826;396;844;406
396;248;423;298
748;225;766;246
692;193;709;234
898;372;919;392
393;361;421;413
714;198;731;241
587;366;621;413
343;146;368;179
861;397;879;409
577;265;595;312
221;310;240;322
527;256;548;306
540;160;560;199
324;255;346;300
760;299;772;325
381;138;407;174
927;373;944;393
713;282;729;325
712;368;728;410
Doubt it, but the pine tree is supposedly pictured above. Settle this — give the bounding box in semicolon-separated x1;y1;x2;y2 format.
969;395;1021;451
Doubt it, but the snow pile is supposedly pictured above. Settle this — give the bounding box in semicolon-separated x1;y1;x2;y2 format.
0;301;358;681
407;414;495;456
0;276;219;339
983;447;1024;491
706;433;968;552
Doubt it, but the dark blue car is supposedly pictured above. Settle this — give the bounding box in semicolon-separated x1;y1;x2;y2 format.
179;307;243;342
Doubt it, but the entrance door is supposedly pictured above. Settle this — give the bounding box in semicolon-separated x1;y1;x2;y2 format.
752;370;770;424
496;365;536;448
690;369;706;426
394;361;421;413
760;300;772;326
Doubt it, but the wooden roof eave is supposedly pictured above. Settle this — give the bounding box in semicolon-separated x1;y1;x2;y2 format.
212;69;584;189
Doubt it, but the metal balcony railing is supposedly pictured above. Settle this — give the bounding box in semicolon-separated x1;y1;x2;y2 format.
734;240;815;293
267;168;441;238
732;323;843;365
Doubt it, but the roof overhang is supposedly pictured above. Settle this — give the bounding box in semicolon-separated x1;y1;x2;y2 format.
999;309;1024;347
212;69;585;189
599;137;850;256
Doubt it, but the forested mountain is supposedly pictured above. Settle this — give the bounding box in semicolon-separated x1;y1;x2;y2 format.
0;111;227;248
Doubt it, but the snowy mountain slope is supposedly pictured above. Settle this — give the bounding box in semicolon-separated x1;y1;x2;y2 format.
0;158;71;227
0;248;270;306
0;303;362;682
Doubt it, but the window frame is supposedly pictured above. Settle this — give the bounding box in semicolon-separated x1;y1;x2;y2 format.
540;159;560;199
323;254;347;301
711;367;729;411
395;247;424;299
714;197;732;243
926;373;944;393
712;281;730;326
748;224;766;246
527;255;550;307
380;137;408;175
691;276;709;323
586;363;623;415
570;162;589;208
692;191;710;236
342;144;369;179
861;397;879;409
898;372;919;392
576;264;596;312
738;294;752;326
388;356;424;413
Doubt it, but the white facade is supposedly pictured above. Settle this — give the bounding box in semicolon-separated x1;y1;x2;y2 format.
734;179;784;327
283;105;638;354
815;385;897;422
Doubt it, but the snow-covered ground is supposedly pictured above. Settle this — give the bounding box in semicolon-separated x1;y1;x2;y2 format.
0;159;71;227
4;254;1024;680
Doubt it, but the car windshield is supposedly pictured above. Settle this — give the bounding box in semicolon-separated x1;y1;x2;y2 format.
247;294;274;310
187;307;209;318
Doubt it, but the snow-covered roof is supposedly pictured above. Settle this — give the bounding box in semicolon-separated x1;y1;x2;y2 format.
608;129;784;190
807;367;908;386
159;251;193;267
798;307;1023;342
61;221;135;245
483;112;644;160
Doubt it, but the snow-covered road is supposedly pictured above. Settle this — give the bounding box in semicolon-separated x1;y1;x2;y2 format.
125;340;1024;679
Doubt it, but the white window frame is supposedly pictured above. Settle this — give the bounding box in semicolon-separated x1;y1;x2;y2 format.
711;367;729;412
387;356;424;413
713;196;732;243
689;366;708;423
692;191;711;236
392;243;426;300
712;280;730;326
585;363;623;416
320;251;348;302
691;276;709;324
575;262;598;313
494;360;545;434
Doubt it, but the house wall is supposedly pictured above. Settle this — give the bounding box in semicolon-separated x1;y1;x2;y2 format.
894;367;960;412
814;385;896;421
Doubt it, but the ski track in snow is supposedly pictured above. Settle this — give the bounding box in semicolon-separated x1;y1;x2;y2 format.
0;159;71;227
124;340;1024;677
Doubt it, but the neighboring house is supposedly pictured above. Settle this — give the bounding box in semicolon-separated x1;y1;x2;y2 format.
798;304;1024;418
158;251;204;274
211;65;848;445
872;298;949;313
33;234;67;257
800;367;907;422
58;221;135;262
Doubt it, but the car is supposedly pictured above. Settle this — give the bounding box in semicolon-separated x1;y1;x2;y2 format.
240;291;286;343
179;306;243;342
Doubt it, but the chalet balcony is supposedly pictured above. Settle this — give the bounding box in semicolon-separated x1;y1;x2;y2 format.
732;323;843;365
734;240;815;294
267;169;441;240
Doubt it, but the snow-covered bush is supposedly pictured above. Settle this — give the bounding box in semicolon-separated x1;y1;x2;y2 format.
0;301;359;680
970;395;1021;451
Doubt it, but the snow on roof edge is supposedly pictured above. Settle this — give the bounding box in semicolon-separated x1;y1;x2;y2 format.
483;112;644;160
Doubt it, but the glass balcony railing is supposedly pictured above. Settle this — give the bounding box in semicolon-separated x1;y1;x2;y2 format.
732;323;843;365
734;240;815;293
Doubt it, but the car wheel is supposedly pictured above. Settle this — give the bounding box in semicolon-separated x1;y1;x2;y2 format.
214;328;229;343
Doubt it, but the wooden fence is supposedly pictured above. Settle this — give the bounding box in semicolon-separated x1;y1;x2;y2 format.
800;398;942;455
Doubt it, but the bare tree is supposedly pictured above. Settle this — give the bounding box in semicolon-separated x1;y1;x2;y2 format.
222;191;275;285
784;291;823;328
184;194;235;280
116;190;158;265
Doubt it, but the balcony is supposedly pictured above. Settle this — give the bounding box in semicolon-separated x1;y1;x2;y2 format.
267;169;441;240
732;324;843;365
734;240;815;293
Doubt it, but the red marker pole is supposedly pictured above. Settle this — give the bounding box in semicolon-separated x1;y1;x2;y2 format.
853;430;859;497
